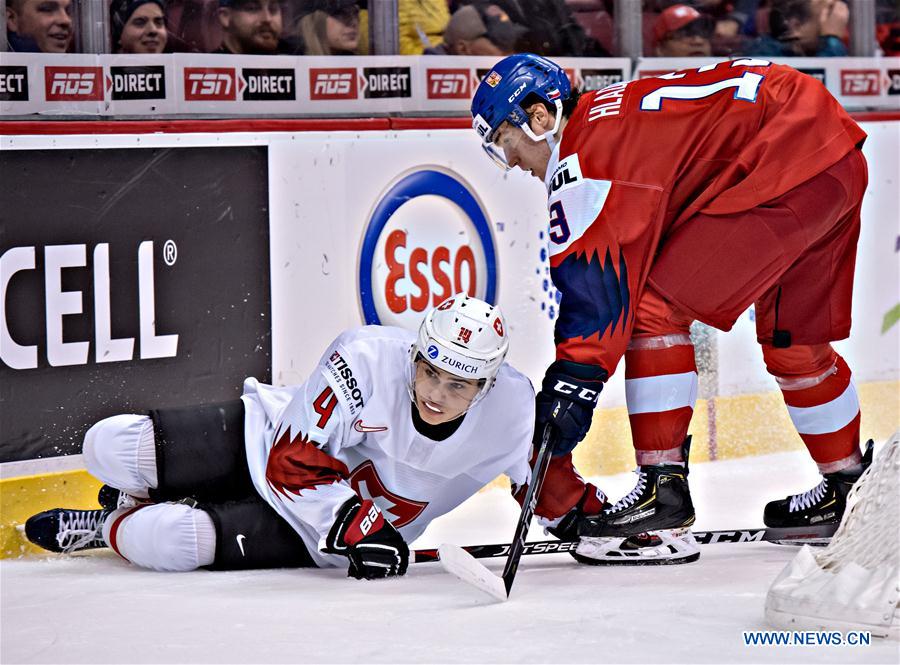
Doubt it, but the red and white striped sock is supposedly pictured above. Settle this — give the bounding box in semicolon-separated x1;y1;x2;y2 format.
625;333;697;465
776;354;861;473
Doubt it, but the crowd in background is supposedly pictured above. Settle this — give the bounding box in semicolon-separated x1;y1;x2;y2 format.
5;0;899;57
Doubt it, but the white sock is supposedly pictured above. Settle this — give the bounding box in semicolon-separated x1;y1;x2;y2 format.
103;503;216;572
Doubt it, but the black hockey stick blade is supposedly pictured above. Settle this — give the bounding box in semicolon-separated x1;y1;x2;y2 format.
416;523;838;564
437;423;555;601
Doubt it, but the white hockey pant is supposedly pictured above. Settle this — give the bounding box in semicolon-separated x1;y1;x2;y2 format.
83;414;216;571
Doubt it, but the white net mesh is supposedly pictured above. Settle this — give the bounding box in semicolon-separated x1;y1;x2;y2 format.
765;432;900;639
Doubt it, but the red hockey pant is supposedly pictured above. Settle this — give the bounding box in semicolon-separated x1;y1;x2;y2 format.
626;149;866;472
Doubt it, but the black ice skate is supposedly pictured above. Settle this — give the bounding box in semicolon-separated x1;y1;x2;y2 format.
24;508;111;554
575;437;699;565
97;484;149;510
763;439;874;543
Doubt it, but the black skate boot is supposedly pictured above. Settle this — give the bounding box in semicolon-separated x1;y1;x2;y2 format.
575;436;699;565
763;439;874;542
97;484;149;510
24;508;111;554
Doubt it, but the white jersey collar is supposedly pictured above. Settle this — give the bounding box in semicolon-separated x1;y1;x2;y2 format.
543;141;562;193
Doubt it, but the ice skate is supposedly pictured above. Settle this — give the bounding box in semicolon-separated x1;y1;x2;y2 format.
763;439;874;544
97;484;149;510
575;437;699;565
24;508;111;554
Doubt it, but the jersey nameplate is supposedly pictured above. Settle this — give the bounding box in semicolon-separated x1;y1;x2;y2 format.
324;349;365;416
548;153;583;195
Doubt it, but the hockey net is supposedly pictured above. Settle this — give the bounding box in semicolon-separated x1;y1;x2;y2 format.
765;432;900;639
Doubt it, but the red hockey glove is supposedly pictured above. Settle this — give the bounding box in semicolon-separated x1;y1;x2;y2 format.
325;496;409;580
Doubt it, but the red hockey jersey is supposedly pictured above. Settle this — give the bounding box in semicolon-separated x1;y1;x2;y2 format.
546;58;866;377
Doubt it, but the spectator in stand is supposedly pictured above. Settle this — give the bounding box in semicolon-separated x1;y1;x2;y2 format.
111;0;169;54
462;0;609;56
398;0;450;54
876;0;898;56
5;0;72;52
653;4;714;56
425;3;527;56
748;0;848;57
215;0;289;54
292;0;361;55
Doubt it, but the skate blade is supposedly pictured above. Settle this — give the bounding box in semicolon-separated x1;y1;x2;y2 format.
771;538;831;547
573;551;700;566
575;528;700;566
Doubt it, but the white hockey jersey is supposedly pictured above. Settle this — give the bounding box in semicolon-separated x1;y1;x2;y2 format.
242;325;535;568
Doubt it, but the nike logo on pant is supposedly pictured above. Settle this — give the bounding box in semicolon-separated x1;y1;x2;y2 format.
236;534;246;556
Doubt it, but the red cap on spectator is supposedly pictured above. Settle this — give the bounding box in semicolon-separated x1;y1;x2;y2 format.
654;4;703;43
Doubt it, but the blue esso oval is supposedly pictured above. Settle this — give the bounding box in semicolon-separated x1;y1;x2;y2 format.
359;168;498;327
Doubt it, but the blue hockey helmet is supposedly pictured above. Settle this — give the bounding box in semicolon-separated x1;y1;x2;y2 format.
471;53;571;169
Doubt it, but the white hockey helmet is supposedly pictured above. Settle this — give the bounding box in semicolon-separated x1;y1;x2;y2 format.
408;294;510;410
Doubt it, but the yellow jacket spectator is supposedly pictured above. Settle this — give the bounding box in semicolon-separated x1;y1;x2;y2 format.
399;0;450;54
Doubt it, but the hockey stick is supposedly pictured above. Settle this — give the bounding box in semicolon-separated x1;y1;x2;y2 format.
413;523;838;564
437;423;555;602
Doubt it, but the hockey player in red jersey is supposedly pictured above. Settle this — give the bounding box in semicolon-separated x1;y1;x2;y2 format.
25;294;604;576
471;54;872;564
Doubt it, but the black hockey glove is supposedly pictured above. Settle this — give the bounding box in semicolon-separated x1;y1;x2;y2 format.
536;360;606;456
325;496;409;580
544;484;607;542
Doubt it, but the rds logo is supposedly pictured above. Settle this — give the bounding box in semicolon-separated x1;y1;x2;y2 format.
359;168;497;327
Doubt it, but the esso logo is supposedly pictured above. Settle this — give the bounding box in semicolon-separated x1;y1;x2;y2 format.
427;345;439;359
359;169;497;329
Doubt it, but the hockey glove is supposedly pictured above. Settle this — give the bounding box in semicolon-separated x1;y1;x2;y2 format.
536;360;606;456
325;496;409;580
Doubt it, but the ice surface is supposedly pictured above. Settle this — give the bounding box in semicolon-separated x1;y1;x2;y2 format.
3;451;897;664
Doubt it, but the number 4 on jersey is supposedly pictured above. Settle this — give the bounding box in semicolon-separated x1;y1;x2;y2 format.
313;386;338;428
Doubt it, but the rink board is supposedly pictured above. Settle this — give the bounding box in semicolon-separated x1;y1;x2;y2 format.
1;117;898;558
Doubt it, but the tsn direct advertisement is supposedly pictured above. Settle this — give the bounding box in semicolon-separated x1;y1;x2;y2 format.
0;146;272;463
2;53;899;117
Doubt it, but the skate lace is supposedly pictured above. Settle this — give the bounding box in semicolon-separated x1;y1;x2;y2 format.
56;511;106;554
604;470;648;514
788;478;829;512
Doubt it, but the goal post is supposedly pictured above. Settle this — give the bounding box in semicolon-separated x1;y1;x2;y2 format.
764;431;900;639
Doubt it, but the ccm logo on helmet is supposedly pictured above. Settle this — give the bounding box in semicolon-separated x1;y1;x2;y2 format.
359;169;497;329
507;81;527;103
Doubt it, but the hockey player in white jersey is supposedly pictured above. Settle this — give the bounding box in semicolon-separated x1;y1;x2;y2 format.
25;295;542;579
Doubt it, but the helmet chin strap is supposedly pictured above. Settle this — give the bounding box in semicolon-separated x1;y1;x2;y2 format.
519;98;564;148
